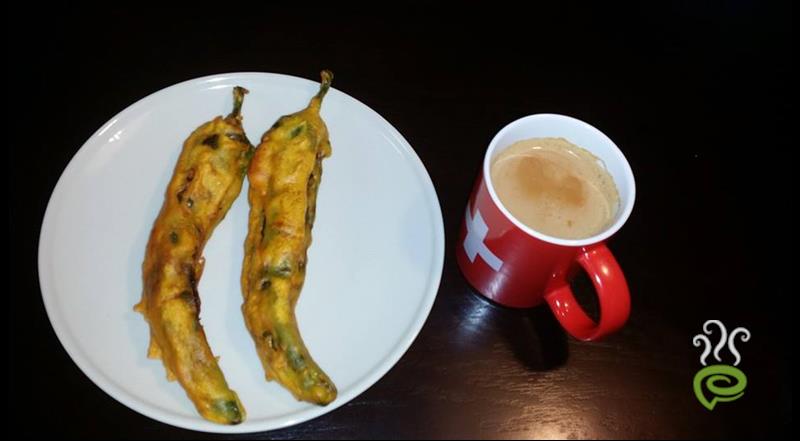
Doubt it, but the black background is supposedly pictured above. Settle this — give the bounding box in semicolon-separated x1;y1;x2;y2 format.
8;3;792;439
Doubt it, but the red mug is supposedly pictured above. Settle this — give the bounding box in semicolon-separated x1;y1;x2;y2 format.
457;114;636;341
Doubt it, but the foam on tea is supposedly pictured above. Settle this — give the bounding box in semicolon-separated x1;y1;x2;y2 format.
490;137;619;239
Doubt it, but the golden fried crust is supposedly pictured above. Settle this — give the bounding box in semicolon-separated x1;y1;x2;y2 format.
135;87;252;424
242;71;337;405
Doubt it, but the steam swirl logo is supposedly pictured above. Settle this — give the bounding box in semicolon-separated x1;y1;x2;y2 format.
692;320;750;410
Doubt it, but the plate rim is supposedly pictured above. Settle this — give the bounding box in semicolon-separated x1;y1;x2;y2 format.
37;71;445;433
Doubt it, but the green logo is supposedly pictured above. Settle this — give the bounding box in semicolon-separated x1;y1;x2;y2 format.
692;364;747;410
692;320;750;411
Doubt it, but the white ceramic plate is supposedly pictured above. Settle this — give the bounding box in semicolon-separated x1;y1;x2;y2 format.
38;72;444;433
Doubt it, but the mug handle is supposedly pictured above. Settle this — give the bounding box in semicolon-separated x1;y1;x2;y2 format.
544;243;630;341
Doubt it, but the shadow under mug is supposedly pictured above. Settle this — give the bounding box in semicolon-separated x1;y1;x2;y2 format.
456;114;635;341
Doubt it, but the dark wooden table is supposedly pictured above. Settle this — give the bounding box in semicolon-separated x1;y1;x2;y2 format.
10;4;791;439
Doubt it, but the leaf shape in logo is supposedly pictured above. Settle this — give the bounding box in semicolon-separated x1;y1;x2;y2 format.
693;364;747;410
